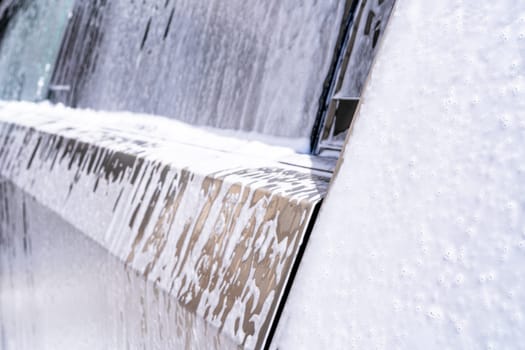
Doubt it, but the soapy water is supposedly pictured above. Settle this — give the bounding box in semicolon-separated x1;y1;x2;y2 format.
0;178;239;350
47;0;346;139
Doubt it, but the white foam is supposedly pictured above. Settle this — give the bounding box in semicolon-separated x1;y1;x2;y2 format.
274;0;525;348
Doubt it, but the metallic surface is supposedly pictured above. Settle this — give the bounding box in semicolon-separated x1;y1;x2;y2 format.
0;178;239;349
0;103;329;349
313;0;395;155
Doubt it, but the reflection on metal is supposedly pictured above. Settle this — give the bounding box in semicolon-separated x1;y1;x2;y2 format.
318;97;360;156
0;178;240;349
312;0;395;156
0;103;330;349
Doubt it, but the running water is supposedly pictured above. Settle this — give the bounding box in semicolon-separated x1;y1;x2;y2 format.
47;0;346;139
0;0;387;145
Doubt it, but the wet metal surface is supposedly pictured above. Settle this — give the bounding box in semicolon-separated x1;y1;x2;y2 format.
0;178;239;349
312;0;395;154
0;103;329;349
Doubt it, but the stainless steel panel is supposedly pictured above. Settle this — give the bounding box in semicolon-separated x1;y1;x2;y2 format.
0;103;330;348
